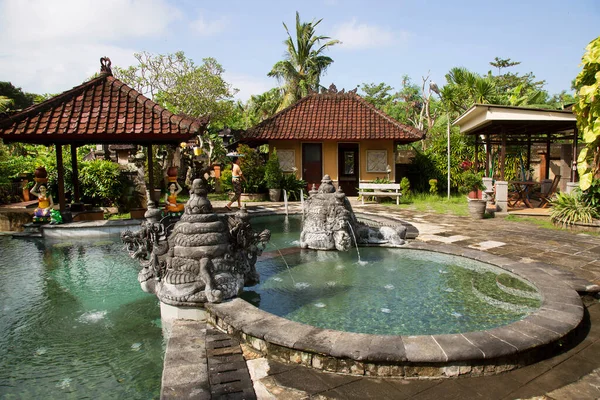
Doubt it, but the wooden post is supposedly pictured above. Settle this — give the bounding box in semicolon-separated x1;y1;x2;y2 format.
71;144;80;203
572;128;578;182
545;135;551;180
147;144;154;203
526;135;531;179
474;135;479;173
500;131;506;181
56;144;66;212
485;135;491;177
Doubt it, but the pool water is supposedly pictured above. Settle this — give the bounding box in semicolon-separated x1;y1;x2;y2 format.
244;215;541;336
0;236;163;399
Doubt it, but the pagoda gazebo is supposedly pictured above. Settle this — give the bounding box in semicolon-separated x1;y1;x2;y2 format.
0;58;209;215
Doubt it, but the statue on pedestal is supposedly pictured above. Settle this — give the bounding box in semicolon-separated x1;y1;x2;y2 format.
30;167;54;223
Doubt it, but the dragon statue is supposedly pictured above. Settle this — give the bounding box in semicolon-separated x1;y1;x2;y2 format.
122;178;270;306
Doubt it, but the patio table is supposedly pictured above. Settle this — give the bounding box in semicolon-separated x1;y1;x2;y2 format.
508;181;538;208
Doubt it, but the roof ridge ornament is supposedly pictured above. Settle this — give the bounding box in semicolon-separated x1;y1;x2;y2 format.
100;57;112;75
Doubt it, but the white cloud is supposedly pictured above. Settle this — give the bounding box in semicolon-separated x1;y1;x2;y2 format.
0;0;181;94
224;72;273;102
332;18;410;50
190;15;229;36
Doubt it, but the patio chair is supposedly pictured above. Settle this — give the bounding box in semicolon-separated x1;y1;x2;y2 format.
535;175;561;208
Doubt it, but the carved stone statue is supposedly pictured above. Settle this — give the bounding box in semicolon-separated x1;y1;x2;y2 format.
122;178;270;306
300;175;407;251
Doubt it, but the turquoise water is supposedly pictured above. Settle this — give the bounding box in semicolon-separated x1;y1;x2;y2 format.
0;236;163;399
244;215;541;336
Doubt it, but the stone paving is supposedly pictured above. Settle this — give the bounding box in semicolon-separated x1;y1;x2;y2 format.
207;199;600;399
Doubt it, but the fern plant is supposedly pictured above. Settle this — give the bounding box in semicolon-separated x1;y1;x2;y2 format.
550;191;599;226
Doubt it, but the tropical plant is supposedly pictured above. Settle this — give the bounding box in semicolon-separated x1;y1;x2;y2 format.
580;178;600;210
459;172;485;195
236;144;266;193
268;11;340;111
550;191;599;226
220;166;233;193
573;36;600;190
400;177;411;197
79;160;125;206
264;149;283;189
429;179;438;195
280;173;306;200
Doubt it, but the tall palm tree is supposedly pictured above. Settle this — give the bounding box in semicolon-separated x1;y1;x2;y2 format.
268;12;340;111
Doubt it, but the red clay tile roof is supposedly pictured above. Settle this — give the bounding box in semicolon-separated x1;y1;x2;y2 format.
241;91;425;142
0;70;208;145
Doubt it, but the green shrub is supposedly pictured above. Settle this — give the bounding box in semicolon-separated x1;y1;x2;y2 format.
220;165;233;192
237;144;266;193
429;179;438;195
458;172;485;195
581;178;600;210
280;173;306;201
79;160;125;206
264;149;283;189
550;191;599;226
400;177;411;196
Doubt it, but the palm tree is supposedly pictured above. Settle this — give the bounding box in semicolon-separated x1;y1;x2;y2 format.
268;12;340;111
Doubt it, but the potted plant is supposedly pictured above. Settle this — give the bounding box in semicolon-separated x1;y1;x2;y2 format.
264;149;283;201
460;172;487;219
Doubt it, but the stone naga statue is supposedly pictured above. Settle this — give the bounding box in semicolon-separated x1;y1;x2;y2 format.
300;175;407;251
122;178;270;306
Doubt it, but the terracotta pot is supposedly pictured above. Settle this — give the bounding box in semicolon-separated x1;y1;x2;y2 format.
167;167;178;182
34;167;48;183
467;189;482;199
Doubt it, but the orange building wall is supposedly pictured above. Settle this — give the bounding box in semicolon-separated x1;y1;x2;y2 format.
269;139;396;183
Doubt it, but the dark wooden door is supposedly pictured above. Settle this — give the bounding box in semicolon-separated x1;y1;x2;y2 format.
302;143;322;191
338;143;359;196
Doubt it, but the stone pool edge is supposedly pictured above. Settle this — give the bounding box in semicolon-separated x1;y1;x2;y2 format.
205;241;583;378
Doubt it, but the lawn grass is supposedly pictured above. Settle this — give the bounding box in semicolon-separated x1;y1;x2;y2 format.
396;193;469;216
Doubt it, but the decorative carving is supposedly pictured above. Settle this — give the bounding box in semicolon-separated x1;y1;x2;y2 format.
300;175;406;251
122;178;270;306
278;149;295;172
366;150;388;173
328;83;338;93
100;57;112;75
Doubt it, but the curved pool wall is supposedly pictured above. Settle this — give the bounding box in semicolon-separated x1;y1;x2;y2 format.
206;212;584;378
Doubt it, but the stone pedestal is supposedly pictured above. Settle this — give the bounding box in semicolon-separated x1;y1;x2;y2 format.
495;181;508;215
160;302;207;336
482;178;494;201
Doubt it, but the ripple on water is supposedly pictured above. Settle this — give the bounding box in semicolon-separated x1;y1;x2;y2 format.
77;310;108;324
314;303;326;308
294;282;310;289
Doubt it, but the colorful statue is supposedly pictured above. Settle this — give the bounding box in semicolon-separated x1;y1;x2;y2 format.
30;182;54;223
164;181;185;215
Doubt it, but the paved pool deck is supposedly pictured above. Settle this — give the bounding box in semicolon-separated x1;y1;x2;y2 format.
204;198;600;399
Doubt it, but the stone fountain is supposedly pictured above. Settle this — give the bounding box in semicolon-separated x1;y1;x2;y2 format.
122;178;270;307
300;175;408;251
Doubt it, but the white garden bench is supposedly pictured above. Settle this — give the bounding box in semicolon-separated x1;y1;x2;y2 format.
358;183;402;205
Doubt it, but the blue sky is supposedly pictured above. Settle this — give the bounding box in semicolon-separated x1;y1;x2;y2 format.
1;0;598;101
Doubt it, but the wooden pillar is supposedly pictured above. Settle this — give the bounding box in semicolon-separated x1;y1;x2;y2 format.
56;144;66;212
485;135;491;177
71;144;80;203
500;131;506;181
526;135;531;178
474;135;479;173
572;128;578;182
147;144;154;203
545;135;551;180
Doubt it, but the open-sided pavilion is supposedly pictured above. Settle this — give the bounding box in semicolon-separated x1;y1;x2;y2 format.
453;104;578;183
0;58;208;214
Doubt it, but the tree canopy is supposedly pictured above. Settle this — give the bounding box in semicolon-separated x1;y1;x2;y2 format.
574;36;600;190
268;11;340;111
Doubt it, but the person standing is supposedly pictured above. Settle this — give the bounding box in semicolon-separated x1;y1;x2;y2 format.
225;157;245;211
